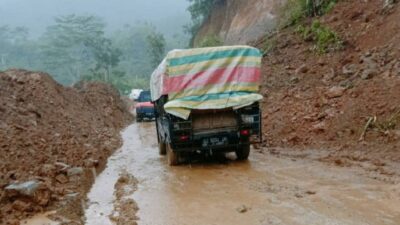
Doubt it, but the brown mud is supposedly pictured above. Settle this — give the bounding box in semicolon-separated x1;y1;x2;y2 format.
5;1;400;224
0;69;132;224
83;122;400;225
109;172;139;225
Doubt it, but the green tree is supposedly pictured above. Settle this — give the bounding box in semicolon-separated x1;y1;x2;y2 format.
146;31;166;68
112;23;155;82
90;38;122;82
111;23;186;90
185;0;218;45
0;26;12;67
0;26;41;70
0;15;188;93
42;14;106;84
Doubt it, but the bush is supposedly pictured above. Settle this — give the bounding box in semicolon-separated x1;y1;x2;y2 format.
279;0;307;27
296;20;343;53
306;0;338;16
185;0;219;46
197;35;223;47
280;0;338;27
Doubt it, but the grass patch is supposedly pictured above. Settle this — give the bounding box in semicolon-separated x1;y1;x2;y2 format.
360;109;400;140
374;109;400;131
261;37;278;55
296;20;343;53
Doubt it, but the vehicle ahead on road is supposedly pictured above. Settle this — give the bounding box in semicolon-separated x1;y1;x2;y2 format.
135;90;155;122
150;46;263;165
129;88;143;101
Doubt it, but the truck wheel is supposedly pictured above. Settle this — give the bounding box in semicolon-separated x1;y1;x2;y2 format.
236;144;250;160
167;144;179;166
136;116;142;122
159;141;166;155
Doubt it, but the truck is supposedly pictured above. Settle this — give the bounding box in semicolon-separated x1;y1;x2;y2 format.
150;46;263;165
135;90;155;122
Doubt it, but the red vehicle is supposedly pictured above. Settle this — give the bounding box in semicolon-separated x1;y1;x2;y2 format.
135;91;155;122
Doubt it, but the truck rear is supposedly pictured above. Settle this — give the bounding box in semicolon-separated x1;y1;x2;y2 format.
135;90;155;122
150;46;263;165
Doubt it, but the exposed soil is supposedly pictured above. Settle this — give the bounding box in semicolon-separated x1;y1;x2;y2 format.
257;0;400;175
0;69;132;224
194;0;283;45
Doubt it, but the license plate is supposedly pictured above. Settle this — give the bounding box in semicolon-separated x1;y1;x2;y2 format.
202;137;228;147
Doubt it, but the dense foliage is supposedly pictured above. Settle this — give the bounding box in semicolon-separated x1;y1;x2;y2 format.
185;0;219;46
280;0;338;27
0;15;187;93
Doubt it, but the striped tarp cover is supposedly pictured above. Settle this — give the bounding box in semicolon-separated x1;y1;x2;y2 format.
150;45;263;119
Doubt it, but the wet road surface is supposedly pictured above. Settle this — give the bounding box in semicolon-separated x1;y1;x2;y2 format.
82;122;400;225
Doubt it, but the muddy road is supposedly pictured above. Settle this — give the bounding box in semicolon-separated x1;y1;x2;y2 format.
82;122;400;225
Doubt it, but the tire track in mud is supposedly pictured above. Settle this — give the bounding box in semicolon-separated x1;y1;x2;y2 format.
84;122;400;225
109;171;139;225
84;122;155;225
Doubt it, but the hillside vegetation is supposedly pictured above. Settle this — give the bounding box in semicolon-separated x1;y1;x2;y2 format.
259;0;400;174
195;0;400;177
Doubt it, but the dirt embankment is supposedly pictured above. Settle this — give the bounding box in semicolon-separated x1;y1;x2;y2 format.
194;0;285;45
0;69;133;224
258;1;400;173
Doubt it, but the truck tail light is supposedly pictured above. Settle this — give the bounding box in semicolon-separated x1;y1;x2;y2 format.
179;135;190;141
240;130;250;136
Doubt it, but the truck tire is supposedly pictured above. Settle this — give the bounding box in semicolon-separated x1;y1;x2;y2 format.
159;141;166;155
236;144;250;160
136;116;142;122
167;143;179;166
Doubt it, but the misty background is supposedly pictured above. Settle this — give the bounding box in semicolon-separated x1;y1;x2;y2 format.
0;0;192;92
0;0;190;37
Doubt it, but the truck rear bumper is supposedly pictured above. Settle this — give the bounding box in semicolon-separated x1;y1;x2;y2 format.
137;107;155;119
171;130;251;153
137;112;155;118
172;143;249;153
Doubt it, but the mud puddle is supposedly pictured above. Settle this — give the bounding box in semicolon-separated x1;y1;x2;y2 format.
21;212;59;225
84;123;400;225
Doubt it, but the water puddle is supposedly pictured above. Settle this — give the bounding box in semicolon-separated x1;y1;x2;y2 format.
20;212;59;225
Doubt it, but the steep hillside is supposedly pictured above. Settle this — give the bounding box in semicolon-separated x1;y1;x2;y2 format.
194;0;285;45
258;0;400;176
197;0;400;177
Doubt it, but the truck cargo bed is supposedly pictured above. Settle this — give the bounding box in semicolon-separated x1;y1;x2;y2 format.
192;109;237;132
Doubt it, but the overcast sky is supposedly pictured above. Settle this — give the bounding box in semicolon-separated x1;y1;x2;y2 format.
0;0;191;37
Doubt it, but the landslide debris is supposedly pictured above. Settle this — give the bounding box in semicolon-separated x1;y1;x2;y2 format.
258;1;400;174
0;69;132;224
